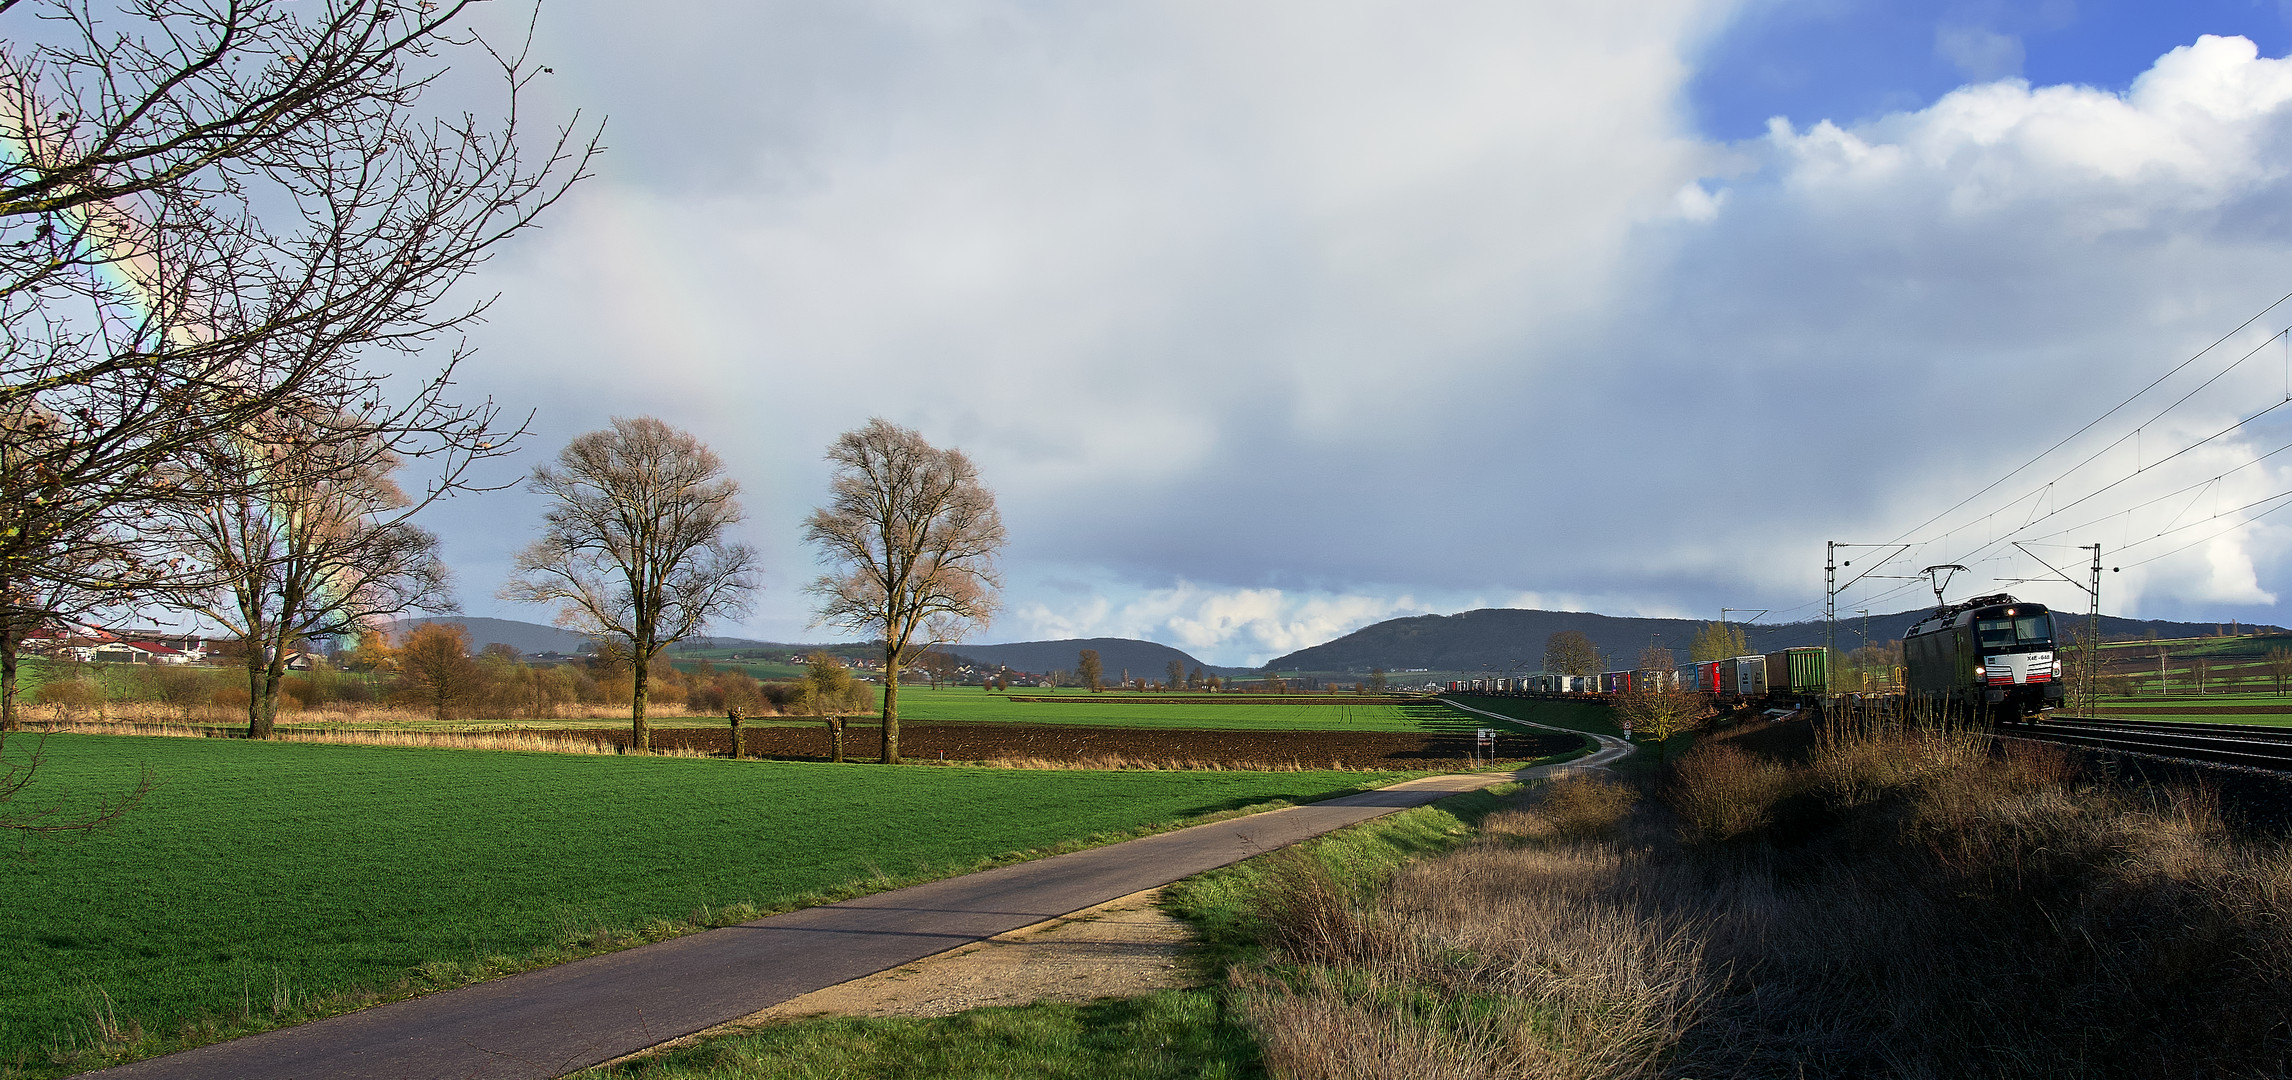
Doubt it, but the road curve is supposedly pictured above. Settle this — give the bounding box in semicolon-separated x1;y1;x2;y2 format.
84;742;1612;1080
1439;697;1637;770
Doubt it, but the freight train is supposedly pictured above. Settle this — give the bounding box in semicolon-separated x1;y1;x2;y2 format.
1447;596;2061;718
1449;646;1830;705
1902;593;2061;716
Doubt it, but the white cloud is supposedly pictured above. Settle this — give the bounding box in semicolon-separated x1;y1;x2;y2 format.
1934;25;2023;83
428;16;2292;651
1005;581;1433;666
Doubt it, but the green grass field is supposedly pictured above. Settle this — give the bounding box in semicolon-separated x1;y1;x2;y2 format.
885;688;1474;731
0;735;1399;1077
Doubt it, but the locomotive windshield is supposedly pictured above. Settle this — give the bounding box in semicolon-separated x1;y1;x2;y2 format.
1975;612;2053;649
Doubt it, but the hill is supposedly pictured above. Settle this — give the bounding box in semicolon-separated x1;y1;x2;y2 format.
389;616;600;656
941;638;1227;679
1264;607;2285;674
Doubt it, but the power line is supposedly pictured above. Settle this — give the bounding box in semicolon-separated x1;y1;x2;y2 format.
1881;288;2292;548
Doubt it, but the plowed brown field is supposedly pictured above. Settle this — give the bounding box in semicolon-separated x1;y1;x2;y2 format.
534;722;1584;770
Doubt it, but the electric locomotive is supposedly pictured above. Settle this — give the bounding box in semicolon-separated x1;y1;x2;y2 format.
1903;593;2063;716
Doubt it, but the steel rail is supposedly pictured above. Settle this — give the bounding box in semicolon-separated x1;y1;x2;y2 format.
1996;715;2292;772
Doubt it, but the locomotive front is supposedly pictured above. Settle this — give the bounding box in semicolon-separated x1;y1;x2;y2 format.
1904;594;2065;717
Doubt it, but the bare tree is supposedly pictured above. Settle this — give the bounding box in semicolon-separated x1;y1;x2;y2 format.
917;649;961;689
803;419;1005;764
159;412;468;737
1614;646;1706;763
397;621;480;722
2268;646;2292;696
1077;649;1103;692
1544;630;1599;676
1165;659;1185;690
502;417;759;753
0;0;595;731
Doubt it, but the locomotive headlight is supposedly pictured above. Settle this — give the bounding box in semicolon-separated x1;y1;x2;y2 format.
2052;658;2062;677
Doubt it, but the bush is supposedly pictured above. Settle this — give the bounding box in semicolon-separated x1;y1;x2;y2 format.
32;677;104;720
1538;774;1641;841
1667;743;1795;843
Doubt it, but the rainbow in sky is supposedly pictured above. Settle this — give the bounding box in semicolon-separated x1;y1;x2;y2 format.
3;84;378;643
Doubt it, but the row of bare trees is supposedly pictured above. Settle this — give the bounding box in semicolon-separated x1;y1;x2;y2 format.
492;415;1006;761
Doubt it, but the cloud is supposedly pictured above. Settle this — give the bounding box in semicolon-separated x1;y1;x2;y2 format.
1004;581;1432;667
427;15;2292;661
1935;25;2024;83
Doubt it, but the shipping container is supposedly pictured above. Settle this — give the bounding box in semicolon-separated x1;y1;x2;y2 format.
1720;655;1767;697
1763;647;1827;697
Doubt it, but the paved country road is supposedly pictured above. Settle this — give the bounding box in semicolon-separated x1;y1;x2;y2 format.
86;726;1631;1080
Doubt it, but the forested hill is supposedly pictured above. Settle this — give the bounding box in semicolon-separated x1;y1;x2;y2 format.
944;638;1222;679
1264;607;2285;674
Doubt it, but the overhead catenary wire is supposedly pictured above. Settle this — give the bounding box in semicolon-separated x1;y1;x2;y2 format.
1839;294;2292;611
1879;287;2292;549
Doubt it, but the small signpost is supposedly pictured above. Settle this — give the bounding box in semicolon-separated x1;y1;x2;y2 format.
1475;728;1495;766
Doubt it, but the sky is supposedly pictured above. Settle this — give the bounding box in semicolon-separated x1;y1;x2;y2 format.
399;0;2292;665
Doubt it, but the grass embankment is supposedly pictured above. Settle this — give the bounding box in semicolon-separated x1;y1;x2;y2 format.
582;782;1523;1080
0;734;1402;1078
1226;721;2292;1078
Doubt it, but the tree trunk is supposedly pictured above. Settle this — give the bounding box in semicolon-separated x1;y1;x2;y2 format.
1;628;19;733
631;649;651;753
729;708;744;759
253;641;290;740
246;650;274;739
881;644;902;764
826;715;844;763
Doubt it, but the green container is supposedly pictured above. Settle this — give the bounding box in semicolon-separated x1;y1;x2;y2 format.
1763;647;1828;695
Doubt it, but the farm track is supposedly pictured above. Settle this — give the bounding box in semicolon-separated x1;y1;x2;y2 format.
1996;715;2292;772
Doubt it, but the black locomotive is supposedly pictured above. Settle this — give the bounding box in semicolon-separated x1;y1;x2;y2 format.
1904;593;2063;716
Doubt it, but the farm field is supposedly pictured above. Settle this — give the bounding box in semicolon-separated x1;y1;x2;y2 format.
0;734;1401;1078
887;688;1470;731
485;721;1586;770
1426;696;1624;737
2087;692;2292;726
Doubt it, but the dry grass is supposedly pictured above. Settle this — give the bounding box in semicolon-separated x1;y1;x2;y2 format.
23;721;717;757
1234;841;1707;1080
1229;724;2292;1080
1483;773;1640;843
964;754;1366;772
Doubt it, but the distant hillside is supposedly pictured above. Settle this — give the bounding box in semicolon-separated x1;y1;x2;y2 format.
1265;607;2286;673
942;638;1229;679
389;617;599;656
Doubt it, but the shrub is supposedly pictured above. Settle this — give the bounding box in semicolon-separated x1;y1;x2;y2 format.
32;677;104;720
1538;774;1641;840
1487;773;1641;843
1667;743;1794;843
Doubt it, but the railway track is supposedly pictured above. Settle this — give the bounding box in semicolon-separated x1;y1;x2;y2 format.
1995;715;2292;772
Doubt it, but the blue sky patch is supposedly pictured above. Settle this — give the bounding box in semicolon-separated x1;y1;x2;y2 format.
1690;0;2292;139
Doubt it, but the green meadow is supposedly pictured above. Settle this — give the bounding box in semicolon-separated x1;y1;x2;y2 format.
0;734;1398;1077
